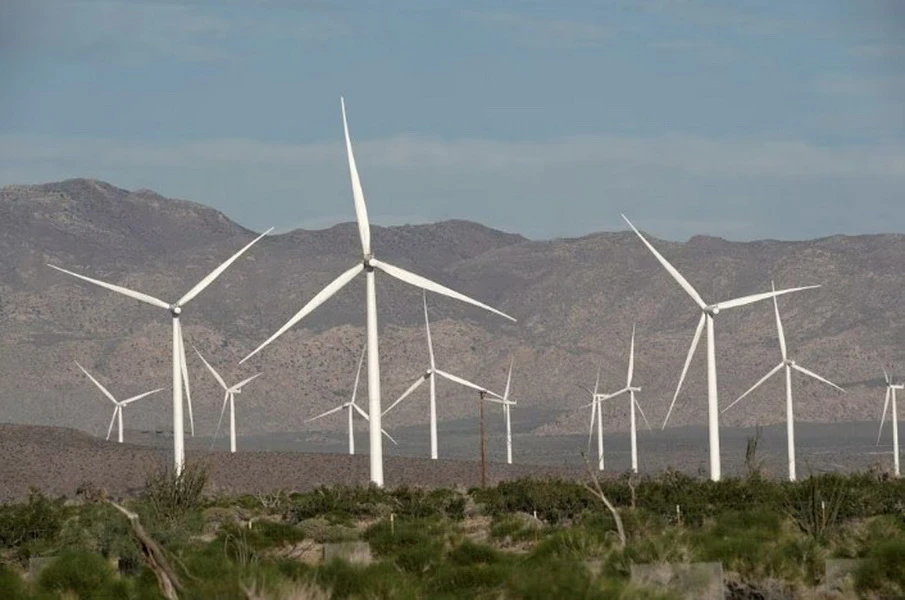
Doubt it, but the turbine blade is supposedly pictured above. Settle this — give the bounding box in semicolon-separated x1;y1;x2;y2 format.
878;387;891;445
352;403;370;421
791;364;846;393
350;344;366;405
340;97;372;257
622;214;707;310
75;361;118;404
504;357;514;401
194;346;228;390
176;228;273;307
210;392;229;450
48;265;170;310
721;362;784;414
177;320;194;436
608;387;630;398
884;367;890;385
634;395;653;431
716;285;820;311
771;281;788;360
423;291;435;370
306;404;346;423
627;323;636;387
241;263;364;363
382;374;426;416
662;312;706;429
229;373;262;393
372;259;516;322
434;368;504;399
105;408;118;441
121;387;165;406
593;363;601;396
382;428;398;445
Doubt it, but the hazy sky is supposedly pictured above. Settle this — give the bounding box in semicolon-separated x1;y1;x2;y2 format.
1;0;904;241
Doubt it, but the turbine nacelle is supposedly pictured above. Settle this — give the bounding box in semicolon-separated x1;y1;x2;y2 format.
363;256;375;271
784;359;796;367
170;305;182;316
705;305;720;316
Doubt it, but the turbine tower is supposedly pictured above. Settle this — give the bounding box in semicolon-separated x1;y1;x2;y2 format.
242;99;515;486
878;369;903;477
722;282;843;481
500;358;516;465
50;227;272;473
194;347;262;454
75;362;163;443
305;344;398;453
622;214;818;481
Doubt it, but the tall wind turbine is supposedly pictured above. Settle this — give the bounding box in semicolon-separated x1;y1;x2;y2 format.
241;99;515;486
306;344;398;453
49;228;272;473
75;361;163;443
500;358;516;465
194;347;262;454
599;325;652;473
722;282;844;481
878;369;903;477
622;214;818;481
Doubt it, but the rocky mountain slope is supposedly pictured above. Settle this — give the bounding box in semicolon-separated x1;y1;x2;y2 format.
0;179;900;443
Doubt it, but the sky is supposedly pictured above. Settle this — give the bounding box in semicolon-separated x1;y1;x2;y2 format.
1;0;904;242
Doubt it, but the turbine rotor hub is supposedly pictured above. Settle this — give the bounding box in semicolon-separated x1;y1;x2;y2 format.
705;305;719;316
170;305;182;316
363;255;375;271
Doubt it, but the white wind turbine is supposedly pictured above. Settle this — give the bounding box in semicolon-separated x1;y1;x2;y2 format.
382;292;511;460
622;214;818;481
49;228;272;473
878;369;903;477
194;347;262;454
599;325;652;473
722;282;844;482
499;358;516;465
579;364;606;471
241;98;515;486
75;361;164;444
305;344;398;453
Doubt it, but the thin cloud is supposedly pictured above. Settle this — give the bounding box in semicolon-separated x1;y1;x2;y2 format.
464;10;610;48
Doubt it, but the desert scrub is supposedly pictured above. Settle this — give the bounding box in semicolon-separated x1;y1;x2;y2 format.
37;550;130;598
141;461;210;526
855;538;905;598
0;489;67;562
296;517;359;544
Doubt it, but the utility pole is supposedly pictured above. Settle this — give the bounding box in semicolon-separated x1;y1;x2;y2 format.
479;390;487;487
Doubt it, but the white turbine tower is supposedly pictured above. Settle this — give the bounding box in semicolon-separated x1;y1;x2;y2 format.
722;282;844;481
241;99;515;486
622;214;818;481
600;325;652;473
75;361;163;443
878;369;903;477
306;345;398;453
50;227;272;473
194;347;262;454
382;292;511;460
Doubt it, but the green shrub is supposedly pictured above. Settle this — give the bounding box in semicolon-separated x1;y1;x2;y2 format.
0;563;28;600
37;550;123;598
142;461;209;526
0;489;66;553
855;538;905;598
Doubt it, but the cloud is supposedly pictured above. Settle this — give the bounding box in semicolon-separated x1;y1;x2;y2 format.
2;131;904;242
464;10;609;48
2;0;231;61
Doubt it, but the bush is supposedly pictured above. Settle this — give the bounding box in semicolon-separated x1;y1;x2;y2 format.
855;538;905;598
142;461;209;525
0;489;66;551
37;550;123;598
0;563;28;600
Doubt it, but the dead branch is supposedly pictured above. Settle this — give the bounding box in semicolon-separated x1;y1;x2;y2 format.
581;453;626;549
108;500;183;600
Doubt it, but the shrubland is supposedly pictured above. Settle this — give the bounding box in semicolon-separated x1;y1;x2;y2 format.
0;462;902;599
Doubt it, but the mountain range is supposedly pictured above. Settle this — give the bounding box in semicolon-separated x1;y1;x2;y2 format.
1;179;900;445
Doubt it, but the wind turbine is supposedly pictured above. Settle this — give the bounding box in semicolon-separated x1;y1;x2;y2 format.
500;358;516;465
722;282;844;481
579;363;605;471
382;292;510;460
75;361;163;443
305;344;398;453
194;347;262;454
622;214;818;481
49;227;272;473
241;99;515;486
599;325;652;473
878;369;902;477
